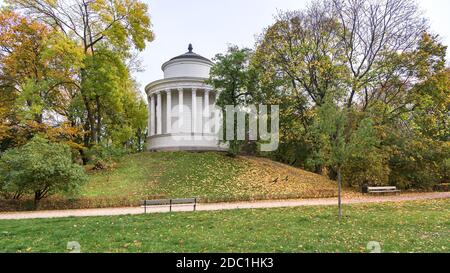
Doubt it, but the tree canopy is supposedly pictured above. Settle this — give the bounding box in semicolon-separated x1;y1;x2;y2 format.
0;0;153;158
208;0;449;190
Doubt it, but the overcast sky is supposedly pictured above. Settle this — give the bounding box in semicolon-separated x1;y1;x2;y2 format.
135;0;450;96
1;0;449;96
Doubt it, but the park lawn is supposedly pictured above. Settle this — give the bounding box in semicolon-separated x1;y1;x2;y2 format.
0;199;448;253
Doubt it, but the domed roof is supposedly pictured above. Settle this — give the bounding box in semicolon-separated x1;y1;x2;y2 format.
168;44;213;63
160;44;213;79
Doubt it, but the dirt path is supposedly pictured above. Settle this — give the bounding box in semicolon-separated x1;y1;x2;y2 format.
0;192;448;220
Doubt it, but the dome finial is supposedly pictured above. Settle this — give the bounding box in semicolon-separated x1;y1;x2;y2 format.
188;43;193;53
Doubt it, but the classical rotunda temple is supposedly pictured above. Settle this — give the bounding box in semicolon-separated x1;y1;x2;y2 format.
145;44;222;151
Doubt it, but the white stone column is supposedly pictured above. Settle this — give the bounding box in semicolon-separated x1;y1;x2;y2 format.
178;88;183;133
149;94;155;136
147;95;151;135
192;88;197;133
212;90;219;135
156;91;162;135
166;90;172;134
203;89;210;134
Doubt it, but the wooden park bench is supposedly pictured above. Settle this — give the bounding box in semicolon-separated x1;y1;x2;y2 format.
362;186;401;195
141;198;197;213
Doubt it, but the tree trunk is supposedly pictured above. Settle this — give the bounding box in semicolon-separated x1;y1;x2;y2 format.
87;103;97;145
81;96;97;146
34;187;49;210
328;167;338;180
33;191;41;210
83;121;91;147
96;95;101;143
137;128;142;151
79;148;89;165
337;166;342;220
80;67;96;146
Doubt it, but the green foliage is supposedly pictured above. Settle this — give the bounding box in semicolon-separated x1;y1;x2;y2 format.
208;46;256;106
309;97;379;167
208;46;258;156
341;150;391;187
442;157;450;183
0;136;88;206
79;47;148;150
253;8;348;107
411;69;450;141
305;95;387;191
386;134;449;190
269;141;311;168
82;47;128;102
0;10;84;151
89;0;154;52
85;144;128;170
3;0;154;153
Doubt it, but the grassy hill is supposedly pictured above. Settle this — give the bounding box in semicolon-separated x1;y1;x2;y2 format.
84;152;340;203
1;199;448;252
1;152;345;211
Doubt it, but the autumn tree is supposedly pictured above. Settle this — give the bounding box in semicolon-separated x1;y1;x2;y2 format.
248;0;448;191
8;0;154;146
253;0;430;122
254;5;347;108
331;0;427;109
251;4;349;169
0;9;83;151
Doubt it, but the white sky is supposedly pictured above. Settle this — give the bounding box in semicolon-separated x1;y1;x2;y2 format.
1;0;449;96
136;0;450;96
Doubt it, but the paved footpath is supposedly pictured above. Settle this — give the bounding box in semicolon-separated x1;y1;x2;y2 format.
0;192;449;220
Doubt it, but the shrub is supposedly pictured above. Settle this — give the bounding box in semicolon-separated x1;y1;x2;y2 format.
0;136;88;208
85;145;127;170
387;137;448;190
440;157;450;183
342;150;391;187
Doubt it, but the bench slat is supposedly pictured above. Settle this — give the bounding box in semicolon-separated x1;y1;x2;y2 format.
141;199;171;205
367;187;397;190
141;198;197;206
142;198;197;213
369;190;401;193
369;189;399;192
171;198;196;204
364;186;400;195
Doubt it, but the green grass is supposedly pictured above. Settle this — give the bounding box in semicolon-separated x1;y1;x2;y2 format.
76;152;339;207
84;152;245;202
0;199;448;253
